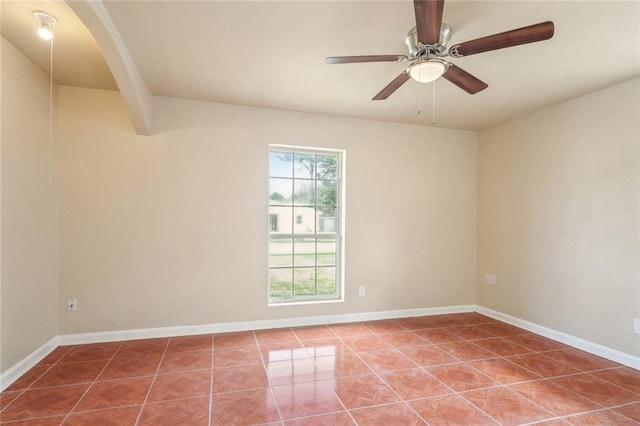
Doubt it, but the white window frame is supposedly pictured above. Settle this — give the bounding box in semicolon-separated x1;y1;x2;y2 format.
267;144;345;305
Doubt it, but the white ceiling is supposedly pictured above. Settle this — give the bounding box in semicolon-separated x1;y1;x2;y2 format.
2;1;639;131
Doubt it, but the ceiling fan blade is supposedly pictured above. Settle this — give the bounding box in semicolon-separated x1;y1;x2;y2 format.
442;64;488;94
372;72;411;100
449;21;554;57
325;55;408;64
414;0;445;45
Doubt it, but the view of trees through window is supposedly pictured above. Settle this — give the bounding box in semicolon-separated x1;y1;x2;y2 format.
268;146;342;302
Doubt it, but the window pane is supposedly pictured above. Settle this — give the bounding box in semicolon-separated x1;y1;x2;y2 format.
317;208;337;234
294;268;315;296
269;206;292;235
269;238;292;268
269;178;292;205
269;268;293;298
293;152;315;179
270;151;293;178
316;154;338;180
316;180;337;208
317;239;336;266
293;180;314;206
293;207;315;234
317;267;337;295
294;238;315;267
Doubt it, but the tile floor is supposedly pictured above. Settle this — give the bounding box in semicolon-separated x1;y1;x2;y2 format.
1;312;639;425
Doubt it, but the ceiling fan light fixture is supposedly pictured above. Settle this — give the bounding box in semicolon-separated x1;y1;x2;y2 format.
33;10;58;40
408;59;448;83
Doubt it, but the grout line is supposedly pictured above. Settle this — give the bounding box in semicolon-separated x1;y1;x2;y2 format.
133;339;171;426
207;333;215;426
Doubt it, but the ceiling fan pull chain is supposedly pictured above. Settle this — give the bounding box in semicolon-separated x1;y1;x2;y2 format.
432;79;436;125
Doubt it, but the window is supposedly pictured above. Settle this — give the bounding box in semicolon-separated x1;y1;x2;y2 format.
268;145;344;304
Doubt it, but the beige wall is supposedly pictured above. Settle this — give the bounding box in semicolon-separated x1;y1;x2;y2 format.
1;38;59;373
57;86;477;334
477;77;640;356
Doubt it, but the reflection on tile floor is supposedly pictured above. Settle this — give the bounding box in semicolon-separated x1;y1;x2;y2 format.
1;313;639;425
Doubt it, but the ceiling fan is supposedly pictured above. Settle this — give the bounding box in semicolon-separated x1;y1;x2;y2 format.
326;0;554;100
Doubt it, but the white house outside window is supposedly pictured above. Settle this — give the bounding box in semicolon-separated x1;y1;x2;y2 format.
268;145;344;304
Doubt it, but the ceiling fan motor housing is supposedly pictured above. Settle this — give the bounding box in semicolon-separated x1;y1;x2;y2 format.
405;23;451;56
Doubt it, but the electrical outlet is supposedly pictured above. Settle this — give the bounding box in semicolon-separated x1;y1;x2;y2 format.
634;318;640;334
490;275;497;285
484;274;491;285
67;298;78;312
358;285;365;296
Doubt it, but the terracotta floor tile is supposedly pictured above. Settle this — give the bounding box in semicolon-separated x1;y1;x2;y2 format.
510;379;600;416
543;348;618;372
0;390;22;409
506;353;581;378
437;341;498;361
506;334;569;352
412;328;462;344
590;367;640;394
381;368;451;400
211;363;268;393
553;373;639;407
454;313;498;326
398;344;459;367
212;331;256;349
341;334;393;352
59;343;121;364
114;338;168;358
427;363;498;392
301;339;353;357
63;405;141;425
430;315;467;328
564;408;639;425
475;322;529;337
473;337;533;356
327;322;372;337
1;384;89;422
147;370;211;402
74;377;152;411
358;349;418;373
4;365;50;392
38;347;74;366
31;361;107;388
5;416;66;425
410;394;498;425
333;375;399;409
612;402;640;423
291;325;336;341
267;353;372;386
469;358;541;384
377;331;428;348
166;334;212;353
392;317;439;330
462;386;553;424
272;380;343;420
259;341;311;362
212;345;260;368
211;387;279;425
445;325;496;341
362;320;406;334
138;396;209;426
284;411;354;425
255;328;298;345
350;402;424;425
158;349;211;373
98;355;162;380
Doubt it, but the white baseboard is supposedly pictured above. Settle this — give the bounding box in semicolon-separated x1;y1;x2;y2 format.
58;304;477;346
0;337;59;392
476;306;640;370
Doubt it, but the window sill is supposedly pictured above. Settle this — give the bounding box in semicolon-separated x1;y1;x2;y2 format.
268;297;344;307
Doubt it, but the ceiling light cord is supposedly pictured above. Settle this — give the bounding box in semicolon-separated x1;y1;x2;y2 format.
48;30;54;182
